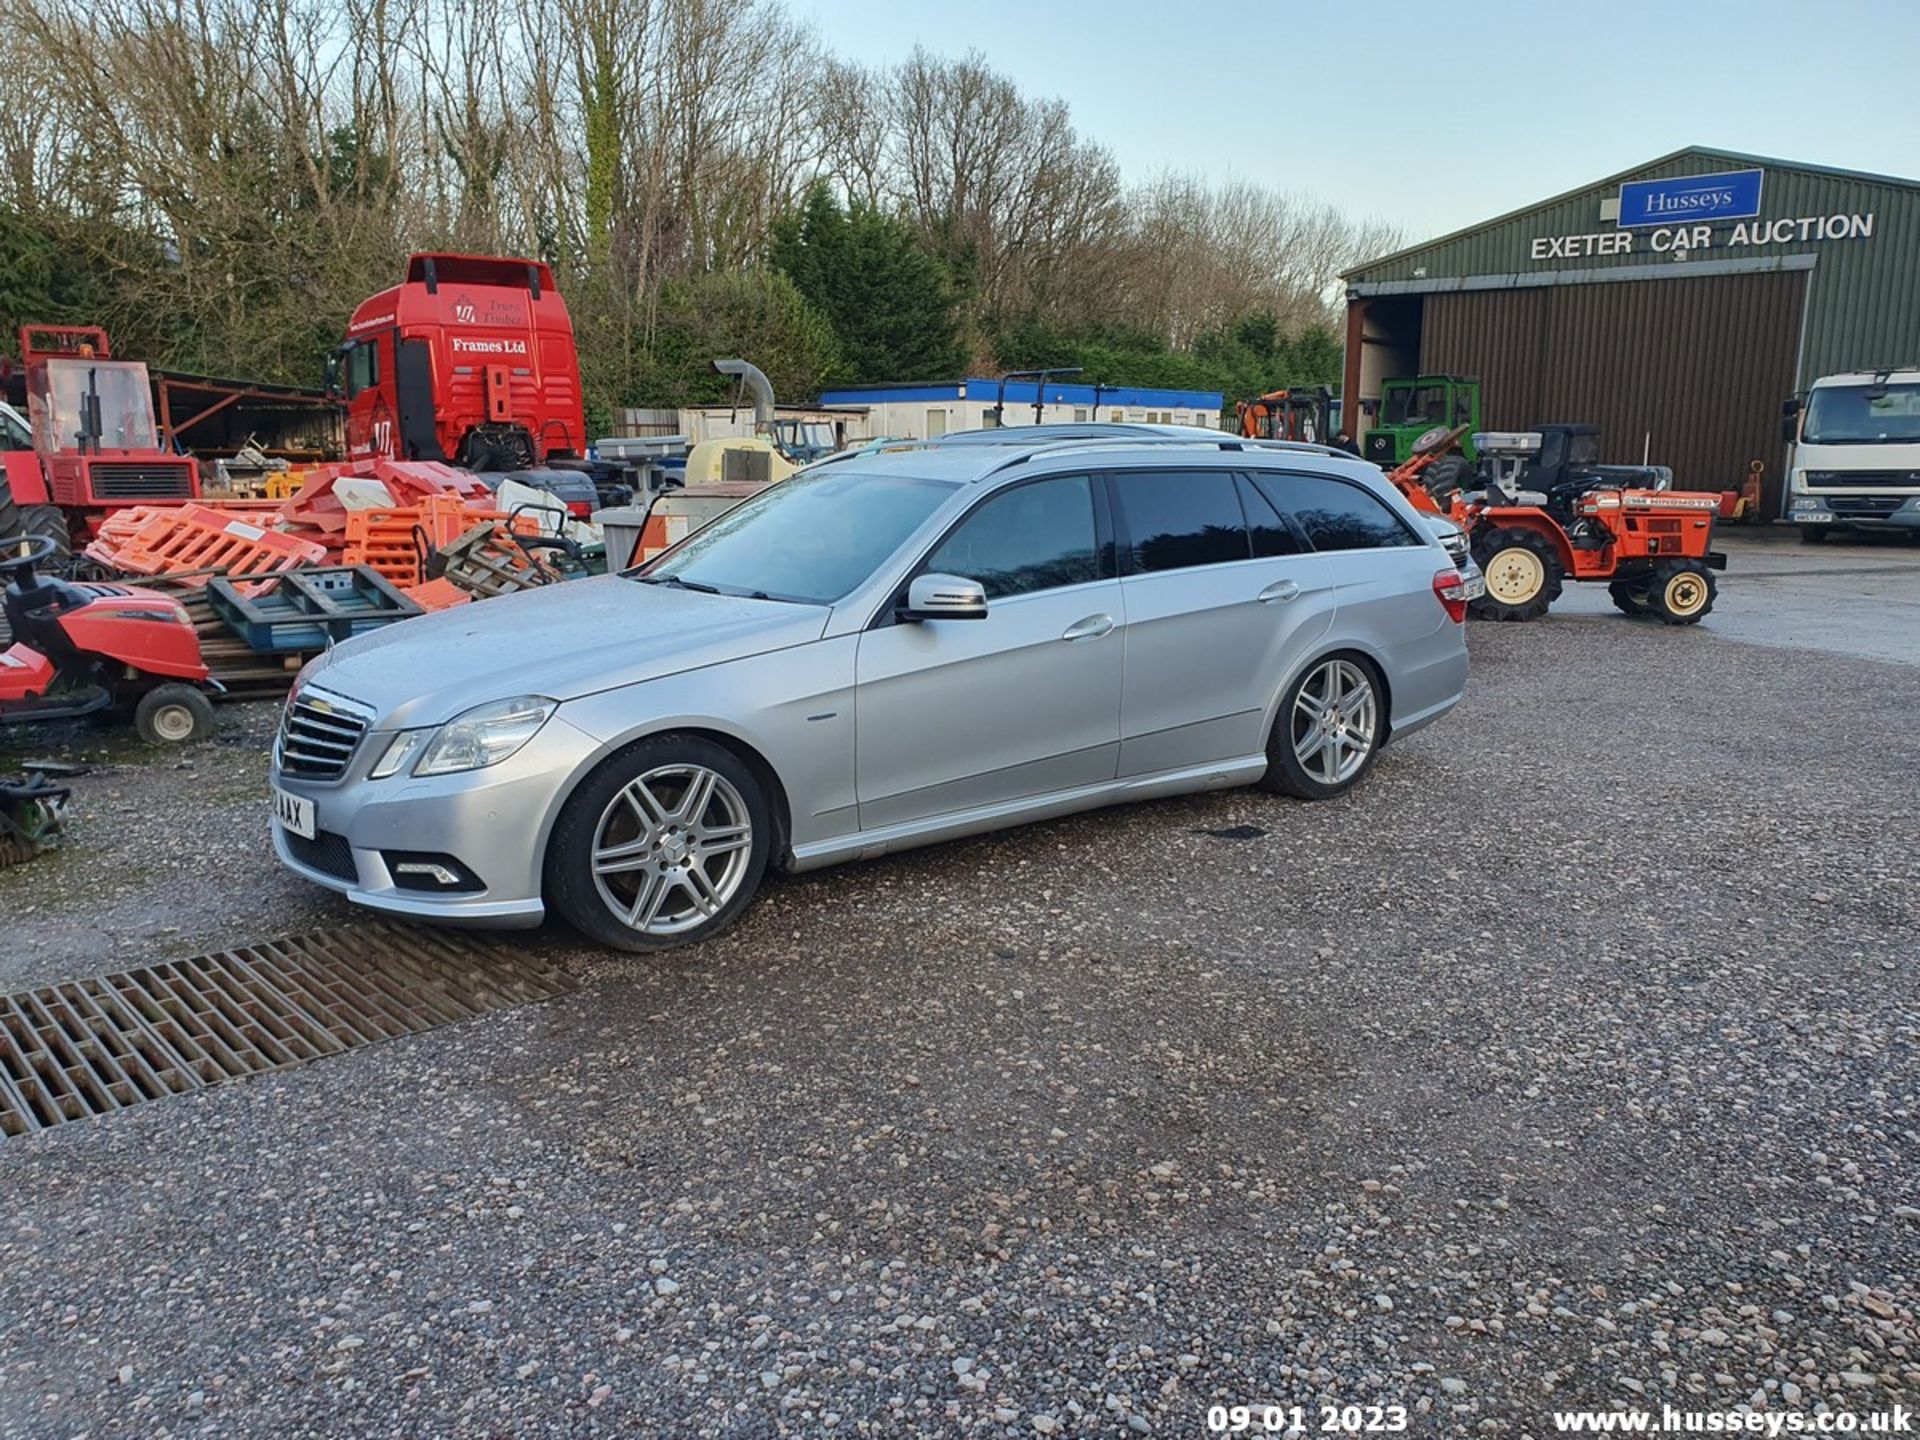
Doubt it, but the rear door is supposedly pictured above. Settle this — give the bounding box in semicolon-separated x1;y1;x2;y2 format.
1251;470;1445;653
854;473;1123;830
1108;468;1335;776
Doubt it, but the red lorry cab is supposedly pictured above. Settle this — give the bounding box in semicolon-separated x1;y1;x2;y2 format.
336;254;586;472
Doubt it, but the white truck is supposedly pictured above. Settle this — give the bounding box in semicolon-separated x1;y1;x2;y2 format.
1782;369;1920;542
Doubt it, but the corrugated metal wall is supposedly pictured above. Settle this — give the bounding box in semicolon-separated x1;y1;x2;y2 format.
1422;269;1807;501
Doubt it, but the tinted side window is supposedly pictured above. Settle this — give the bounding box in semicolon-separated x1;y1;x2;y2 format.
924;475;1099;599
1254;473;1422;552
1235;474;1304;558
1111;470;1250;574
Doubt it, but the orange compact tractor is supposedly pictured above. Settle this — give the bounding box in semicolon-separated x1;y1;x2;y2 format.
1388;427;1726;624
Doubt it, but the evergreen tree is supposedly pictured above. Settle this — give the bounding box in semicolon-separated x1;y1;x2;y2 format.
772;184;966;382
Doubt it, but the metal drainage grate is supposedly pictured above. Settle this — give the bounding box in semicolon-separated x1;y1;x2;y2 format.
0;923;575;1138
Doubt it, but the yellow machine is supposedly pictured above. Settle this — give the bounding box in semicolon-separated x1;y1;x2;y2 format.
681;436;799;486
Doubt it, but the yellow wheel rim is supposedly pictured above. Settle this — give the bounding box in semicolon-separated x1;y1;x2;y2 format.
1664;572;1707;616
1486;548;1545;604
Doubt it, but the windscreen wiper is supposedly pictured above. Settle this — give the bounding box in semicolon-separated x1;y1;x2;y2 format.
637;575;721;594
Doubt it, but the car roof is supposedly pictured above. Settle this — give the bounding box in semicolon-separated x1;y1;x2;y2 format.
815;427;1366;488
923;422;1224;446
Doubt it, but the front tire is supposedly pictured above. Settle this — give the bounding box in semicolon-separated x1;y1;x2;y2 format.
134;684;215;744
1469;526;1563;621
1648;561;1716;625
1798;525;1829;544
546;735;771;952
1261;654;1384;801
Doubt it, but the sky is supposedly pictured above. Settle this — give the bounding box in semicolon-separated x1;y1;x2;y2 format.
793;0;1920;248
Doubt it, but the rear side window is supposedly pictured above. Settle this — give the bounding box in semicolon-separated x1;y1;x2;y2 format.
1253;472;1422;552
1234;474;1304;558
1111;470;1250;574
924;474;1099;598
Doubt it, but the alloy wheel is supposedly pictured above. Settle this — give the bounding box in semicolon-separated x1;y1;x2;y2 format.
1291;659;1378;786
590;764;755;936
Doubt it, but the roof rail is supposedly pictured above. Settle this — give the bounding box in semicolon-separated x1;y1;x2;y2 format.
981;434;1348;474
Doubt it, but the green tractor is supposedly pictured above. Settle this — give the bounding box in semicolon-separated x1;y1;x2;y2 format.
1362;375;1482;467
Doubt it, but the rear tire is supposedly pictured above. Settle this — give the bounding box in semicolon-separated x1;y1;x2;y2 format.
546;734;772;952
1469;526;1563;621
1648;561;1716;625
20;504;70;561
1608;580;1653;616
1260;654;1385;801
134;684;215;744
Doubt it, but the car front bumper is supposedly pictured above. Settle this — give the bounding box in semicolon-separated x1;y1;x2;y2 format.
270;712;606;927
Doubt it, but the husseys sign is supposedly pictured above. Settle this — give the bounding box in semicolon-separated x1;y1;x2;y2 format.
1528;168;1876;263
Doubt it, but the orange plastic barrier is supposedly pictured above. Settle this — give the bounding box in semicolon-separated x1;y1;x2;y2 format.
400;576;473;612
280;460;494;536
343;497;516;585
83;504;328;586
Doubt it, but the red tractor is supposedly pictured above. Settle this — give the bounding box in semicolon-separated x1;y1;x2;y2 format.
0;533;217;743
0;326;200;560
1389;427;1726;624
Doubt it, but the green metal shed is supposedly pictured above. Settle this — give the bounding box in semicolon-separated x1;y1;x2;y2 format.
1340;147;1920;512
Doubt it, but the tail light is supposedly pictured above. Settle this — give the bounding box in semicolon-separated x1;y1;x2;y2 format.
1433;568;1469;623
567;501;592;518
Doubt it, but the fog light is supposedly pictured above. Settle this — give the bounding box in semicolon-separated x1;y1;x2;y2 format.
384;851;483;892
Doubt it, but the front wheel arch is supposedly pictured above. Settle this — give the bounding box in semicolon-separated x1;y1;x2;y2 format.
547;723;795;879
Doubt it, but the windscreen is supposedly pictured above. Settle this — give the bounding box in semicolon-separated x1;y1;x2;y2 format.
30;359;159;452
637;467;959;604
1802;383;1920;445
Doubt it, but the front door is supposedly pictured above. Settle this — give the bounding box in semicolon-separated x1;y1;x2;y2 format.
854;473;1122;830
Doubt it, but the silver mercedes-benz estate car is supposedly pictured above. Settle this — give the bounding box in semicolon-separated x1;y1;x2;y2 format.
271;431;1471;951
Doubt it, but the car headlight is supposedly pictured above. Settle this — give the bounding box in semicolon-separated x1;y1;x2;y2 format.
411;696;557;777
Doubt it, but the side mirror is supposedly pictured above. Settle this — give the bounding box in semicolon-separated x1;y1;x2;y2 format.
899;572;988;622
1780;394;1802;445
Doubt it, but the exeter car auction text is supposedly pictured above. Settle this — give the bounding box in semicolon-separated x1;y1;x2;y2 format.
1530;212;1875;261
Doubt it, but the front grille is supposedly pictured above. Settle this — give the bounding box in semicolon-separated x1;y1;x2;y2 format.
284;828;358;882
1826;496;1905;517
1804;470;1920;488
87;460;195;500
277;694;370;780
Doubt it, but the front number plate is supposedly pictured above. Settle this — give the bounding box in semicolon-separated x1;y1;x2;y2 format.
274;786;317;841
1459;572;1487;601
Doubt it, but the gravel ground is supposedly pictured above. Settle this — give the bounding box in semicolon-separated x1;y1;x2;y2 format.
1;554;1916;1438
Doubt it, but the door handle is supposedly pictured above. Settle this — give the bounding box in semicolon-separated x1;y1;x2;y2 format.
1257;579;1302;604
1060;613;1115;642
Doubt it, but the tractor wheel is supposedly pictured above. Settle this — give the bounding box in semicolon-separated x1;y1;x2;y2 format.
1421;455;1474;503
135;685;216;745
1608;580;1653;616
1647;561;1716;626
1469;526;1563;621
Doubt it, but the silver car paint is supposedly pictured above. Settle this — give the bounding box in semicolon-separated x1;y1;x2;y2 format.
271;444;1468;925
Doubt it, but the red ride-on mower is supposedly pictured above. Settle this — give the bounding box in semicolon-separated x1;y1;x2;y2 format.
0;533;219;744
